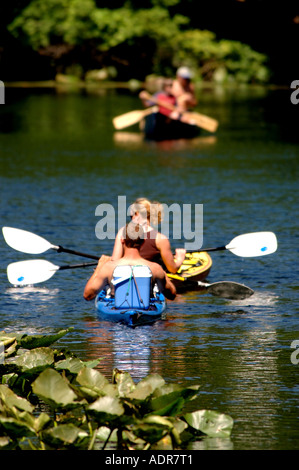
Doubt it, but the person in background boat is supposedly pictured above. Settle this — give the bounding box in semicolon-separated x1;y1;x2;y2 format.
83;222;176;301
111;198;186;274
171;66;197;115
139;79;179;119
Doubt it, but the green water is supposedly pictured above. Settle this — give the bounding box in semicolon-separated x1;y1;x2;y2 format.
0;85;298;450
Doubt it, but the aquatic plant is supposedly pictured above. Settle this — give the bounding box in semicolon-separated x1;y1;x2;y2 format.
0;329;233;450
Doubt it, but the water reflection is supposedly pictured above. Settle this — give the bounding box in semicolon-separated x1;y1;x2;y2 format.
5;286;60;300
113;131;217;151
228;290;280;307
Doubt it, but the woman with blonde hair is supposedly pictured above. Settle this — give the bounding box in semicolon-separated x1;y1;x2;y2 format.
111;198;186;274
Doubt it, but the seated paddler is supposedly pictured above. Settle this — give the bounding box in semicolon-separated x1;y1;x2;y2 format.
83;221;177;302
111;198;186;274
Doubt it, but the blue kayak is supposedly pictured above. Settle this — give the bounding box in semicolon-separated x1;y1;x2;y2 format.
95;289;166;327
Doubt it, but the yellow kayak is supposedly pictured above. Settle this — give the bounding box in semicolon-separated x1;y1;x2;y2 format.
167;251;212;291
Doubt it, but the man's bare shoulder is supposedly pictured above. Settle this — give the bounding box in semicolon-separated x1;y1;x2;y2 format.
146;260;165;278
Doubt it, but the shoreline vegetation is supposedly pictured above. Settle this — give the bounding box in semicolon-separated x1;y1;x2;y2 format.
3;1;286;87
4;75;290;91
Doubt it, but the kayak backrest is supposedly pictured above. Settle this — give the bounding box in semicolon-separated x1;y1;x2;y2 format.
111;265;152;309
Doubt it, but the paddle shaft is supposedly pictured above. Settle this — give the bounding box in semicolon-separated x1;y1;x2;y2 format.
58;261;98;271
186;245;226;254
56;245;99;260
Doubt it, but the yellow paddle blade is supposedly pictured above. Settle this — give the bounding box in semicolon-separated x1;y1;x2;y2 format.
113;106;158;130
183;111;219;133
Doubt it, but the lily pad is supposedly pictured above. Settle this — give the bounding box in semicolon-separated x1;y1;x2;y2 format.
31;368;78;408
42;423;89;448
0;384;34;413
87;396;124;423
18;328;74;350
184;410;234;438
126;374;165;400
15;347;54;374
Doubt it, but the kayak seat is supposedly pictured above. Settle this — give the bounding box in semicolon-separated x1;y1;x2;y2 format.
111;265;152;310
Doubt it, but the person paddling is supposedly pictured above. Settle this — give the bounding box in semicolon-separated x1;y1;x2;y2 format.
139;79;179;119
111;198;186;274
84;222;176;302
171;66;197;114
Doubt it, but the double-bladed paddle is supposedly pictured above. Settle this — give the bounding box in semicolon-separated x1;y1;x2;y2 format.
2;227;278;260
6;259;253;300
139;91;219;133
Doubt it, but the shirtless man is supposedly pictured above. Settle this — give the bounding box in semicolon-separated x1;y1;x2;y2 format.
83;222;177;302
171;66;197;113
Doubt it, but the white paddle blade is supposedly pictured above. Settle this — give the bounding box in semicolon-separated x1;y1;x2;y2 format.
2;227;57;254
7;260;59;286
226;232;278;257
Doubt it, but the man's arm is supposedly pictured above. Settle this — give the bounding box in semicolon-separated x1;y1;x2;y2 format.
83;255;111;301
153;264;177;300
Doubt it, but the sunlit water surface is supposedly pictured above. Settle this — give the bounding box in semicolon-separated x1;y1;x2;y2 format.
0;86;298;450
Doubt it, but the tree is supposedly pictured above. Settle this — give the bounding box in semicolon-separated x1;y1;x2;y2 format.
7;0;270;83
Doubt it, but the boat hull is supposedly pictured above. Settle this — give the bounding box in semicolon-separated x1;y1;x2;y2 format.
95;290;166;327
167;251;212;292
144;112;200;141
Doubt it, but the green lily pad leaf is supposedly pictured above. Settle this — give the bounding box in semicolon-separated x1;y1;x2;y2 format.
75;368;116;400
184;410;234;438
32;368;78;408
96;426;118;442
130;415;172;444
55;357;101;375
148;384;200;416
15;347;54;374
0;384;34;413
0;334;16;347
112;369;136;397
55;357;86;375
127;374;165;400
18;328;74;350
143;415;173;428
88;396;124;423
149;397;185;417
0;436;13;449
42;423;88;448
0;416;35;438
77;367;109;390
33;412;52;433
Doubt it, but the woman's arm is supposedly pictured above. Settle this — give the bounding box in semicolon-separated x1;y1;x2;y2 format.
156;233;186;273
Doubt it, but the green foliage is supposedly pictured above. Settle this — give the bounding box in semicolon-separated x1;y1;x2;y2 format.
171;30;270;83
7;0;269;83
0;329;233;450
